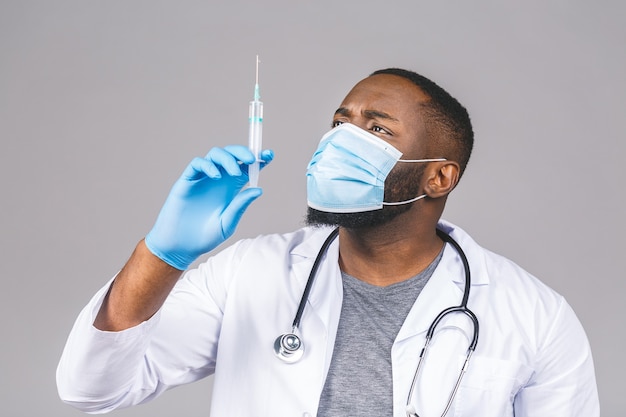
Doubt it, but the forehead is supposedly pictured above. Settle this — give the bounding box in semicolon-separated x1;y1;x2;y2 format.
339;74;430;115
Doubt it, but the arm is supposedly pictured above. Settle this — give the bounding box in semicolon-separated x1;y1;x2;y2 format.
95;146;274;331
94;239;182;331
57;146;274;411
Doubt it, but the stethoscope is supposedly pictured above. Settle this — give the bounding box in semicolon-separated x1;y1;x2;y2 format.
273;228;479;417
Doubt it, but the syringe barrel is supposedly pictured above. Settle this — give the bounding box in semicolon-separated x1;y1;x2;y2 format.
248;99;263;187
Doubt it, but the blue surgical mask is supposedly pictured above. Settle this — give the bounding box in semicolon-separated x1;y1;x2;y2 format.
306;123;446;213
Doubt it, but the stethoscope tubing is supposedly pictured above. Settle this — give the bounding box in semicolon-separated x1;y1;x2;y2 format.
283;227;479;352
273;228;340;363
432;229;479;351
276;226;480;417
291;227;339;331
406;230;479;416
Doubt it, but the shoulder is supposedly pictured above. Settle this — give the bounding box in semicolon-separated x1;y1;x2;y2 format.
195;226;336;275
439;219;565;312
438;221;594;366
228;226;336;257
178;226;335;304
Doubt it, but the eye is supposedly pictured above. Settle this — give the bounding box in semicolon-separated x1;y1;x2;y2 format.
371;125;390;135
331;120;344;128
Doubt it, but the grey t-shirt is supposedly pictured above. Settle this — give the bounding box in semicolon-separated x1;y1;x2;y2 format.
316;248;443;417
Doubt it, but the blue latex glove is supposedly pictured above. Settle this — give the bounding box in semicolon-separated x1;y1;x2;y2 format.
145;145;274;270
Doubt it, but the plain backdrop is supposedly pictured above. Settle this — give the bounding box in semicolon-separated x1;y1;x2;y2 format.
1;1;624;416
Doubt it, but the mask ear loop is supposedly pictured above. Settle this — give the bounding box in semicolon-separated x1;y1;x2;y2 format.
397;158;447;163
382;194;427;206
384;158;447;207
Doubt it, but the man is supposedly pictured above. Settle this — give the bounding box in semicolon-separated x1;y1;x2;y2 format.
57;68;599;416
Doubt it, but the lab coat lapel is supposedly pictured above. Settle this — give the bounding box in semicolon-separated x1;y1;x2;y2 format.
396;221;490;342
395;243;466;343
289;227;343;370
289;227;342;312
305;239;342;328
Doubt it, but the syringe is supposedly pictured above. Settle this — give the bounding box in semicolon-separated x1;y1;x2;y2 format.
248;55;263;187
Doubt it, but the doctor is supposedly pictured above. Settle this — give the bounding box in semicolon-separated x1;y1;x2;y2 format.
57;68;599;416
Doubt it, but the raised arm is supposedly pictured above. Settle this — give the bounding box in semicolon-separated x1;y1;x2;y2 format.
94;145;274;331
57;146;273;412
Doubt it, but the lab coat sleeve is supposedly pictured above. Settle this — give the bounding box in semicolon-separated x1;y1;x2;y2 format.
56;279;165;413
513;298;599;416
56;240;246;413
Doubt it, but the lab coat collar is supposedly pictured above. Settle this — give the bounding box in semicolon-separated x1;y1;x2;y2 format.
287;221;491;343
437;219;490;286
289;221;490;284
290;226;338;260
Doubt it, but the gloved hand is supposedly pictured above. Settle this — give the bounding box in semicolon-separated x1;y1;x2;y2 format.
145;145;274;270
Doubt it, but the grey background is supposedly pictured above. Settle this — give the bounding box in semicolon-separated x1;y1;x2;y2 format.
1;1;624;416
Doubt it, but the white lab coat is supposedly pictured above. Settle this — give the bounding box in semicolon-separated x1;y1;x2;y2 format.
57;220;599;416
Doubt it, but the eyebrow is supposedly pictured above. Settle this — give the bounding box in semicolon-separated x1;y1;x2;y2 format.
334;107;400;123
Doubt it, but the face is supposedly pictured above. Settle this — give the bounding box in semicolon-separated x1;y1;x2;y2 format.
306;74;433;229
333;74;432;156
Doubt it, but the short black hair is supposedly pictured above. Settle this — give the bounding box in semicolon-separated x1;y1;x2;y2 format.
370;68;474;177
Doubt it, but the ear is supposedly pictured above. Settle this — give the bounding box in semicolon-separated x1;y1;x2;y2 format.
424;161;460;198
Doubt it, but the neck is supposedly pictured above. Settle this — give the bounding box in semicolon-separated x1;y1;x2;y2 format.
337;212;444;287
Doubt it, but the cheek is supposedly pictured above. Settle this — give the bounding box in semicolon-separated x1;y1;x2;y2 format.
384;164;425;197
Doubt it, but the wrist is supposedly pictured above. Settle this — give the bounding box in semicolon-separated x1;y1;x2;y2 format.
144;234;195;271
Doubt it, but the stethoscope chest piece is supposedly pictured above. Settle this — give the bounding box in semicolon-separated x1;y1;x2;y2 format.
273;228;339;364
274;333;304;363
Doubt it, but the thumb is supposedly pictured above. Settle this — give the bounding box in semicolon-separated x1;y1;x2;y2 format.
220;187;263;238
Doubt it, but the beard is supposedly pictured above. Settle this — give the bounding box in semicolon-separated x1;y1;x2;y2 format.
306;163;425;230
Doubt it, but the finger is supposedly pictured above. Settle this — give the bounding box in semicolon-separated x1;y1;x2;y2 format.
206;147;249;177
234;148;273;176
259;149;274;166
245;149;274;174
223;145;256;165
182;157;222;180
220;187;263;238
